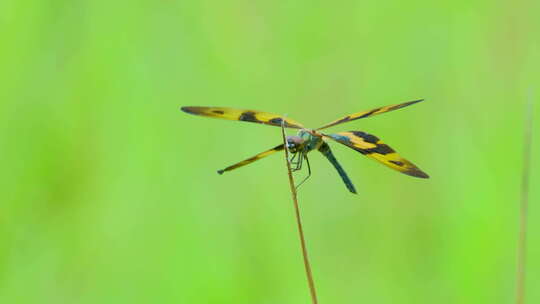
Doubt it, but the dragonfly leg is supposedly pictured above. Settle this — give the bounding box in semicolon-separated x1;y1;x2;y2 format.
295;154;311;190
290;152;299;167
290;151;303;172
294;151;304;171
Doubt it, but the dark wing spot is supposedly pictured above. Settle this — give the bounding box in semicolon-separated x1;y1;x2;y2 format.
356;144;395;155
390;160;404;166
181;106;197;114
370;144;395;155
335;116;351;124
239;111;260;123
389;99;423;111
358;108;380;119
269;117;283;125
272;145;285;152
354;149;368;155
351;131;379;144
403;168;429;178
270;117;302;128
388;104;408;111
212;110;225;114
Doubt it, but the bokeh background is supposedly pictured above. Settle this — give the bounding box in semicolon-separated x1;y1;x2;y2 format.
1;1;539;303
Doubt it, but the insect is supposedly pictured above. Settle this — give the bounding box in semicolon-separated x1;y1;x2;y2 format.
181;99;429;194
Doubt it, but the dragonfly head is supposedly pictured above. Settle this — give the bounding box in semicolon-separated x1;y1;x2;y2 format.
286;135;305;153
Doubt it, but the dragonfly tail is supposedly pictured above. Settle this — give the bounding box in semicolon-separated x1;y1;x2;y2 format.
318;143;357;194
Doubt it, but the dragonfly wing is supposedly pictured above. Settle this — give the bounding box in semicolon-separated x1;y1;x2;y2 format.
181;106;304;129
323;131;429;178
315;99;423;130
217;144;285;174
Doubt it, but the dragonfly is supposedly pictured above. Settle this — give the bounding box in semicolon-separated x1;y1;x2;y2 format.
181;99;429;194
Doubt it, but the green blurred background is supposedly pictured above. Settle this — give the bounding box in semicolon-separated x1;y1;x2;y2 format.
1;0;539;303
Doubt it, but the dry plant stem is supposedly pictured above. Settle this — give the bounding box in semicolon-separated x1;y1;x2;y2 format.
281;123;319;304
515;94;534;304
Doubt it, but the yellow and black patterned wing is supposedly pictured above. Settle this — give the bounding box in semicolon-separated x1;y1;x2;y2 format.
218;144;284;174
181;106;304;129
315;99;423;130
323;131;429;178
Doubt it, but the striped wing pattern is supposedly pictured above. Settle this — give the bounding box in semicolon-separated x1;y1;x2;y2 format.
324;131;429;178
181;106;304;129
316;99;423;130
217;144;285;174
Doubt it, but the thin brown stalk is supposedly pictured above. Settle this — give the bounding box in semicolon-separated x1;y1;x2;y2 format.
515;93;534;304
281;123;318;304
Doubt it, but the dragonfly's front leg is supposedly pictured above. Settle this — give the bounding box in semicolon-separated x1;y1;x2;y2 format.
292;151;304;171
295;154;311;190
290;151;299;167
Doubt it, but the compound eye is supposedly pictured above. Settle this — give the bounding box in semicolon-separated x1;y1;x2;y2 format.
286;136;303;151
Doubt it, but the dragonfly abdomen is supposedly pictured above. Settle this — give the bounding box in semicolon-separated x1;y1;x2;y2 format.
318;143;357;194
